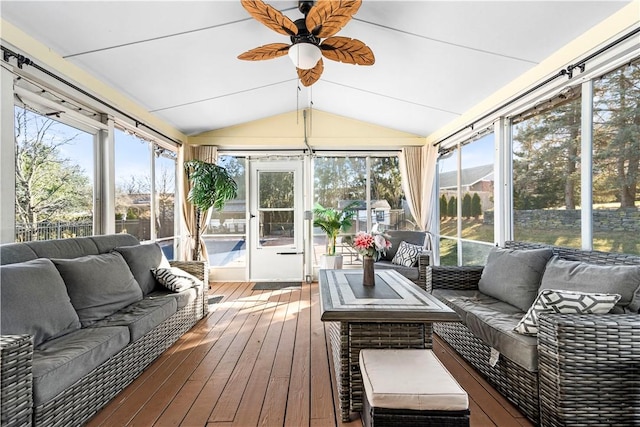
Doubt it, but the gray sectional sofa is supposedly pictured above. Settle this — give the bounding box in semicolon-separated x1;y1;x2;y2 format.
0;234;208;427
426;241;640;426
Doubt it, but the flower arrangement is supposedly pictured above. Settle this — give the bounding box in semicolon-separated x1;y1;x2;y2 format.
352;230;392;260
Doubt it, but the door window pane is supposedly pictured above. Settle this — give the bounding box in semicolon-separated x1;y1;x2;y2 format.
512;95;582;247
115;129;152;241
258;171;294;247
592;60;640;255
14;107;94;241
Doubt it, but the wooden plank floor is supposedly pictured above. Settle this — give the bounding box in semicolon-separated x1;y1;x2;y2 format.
87;282;534;427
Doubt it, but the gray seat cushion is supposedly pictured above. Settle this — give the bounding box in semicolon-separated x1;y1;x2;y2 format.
148;287;200;311
478;247;553;311
0;258;81;346
89;296;177;341
433;289;537;372
32;326;130;405
539;256;640;313
432;289;497;324
374;260;419;281
113;243;166;295
52;252;143;326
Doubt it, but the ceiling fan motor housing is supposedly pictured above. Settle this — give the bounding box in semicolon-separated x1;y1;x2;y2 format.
291;18;320;46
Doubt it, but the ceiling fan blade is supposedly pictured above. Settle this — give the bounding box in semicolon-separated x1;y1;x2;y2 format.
241;0;298;36
320;36;375;65
306;0;361;38
297;59;324;87
238;43;291;61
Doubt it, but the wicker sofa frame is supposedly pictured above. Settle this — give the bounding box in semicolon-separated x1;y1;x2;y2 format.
425;241;640;426
0;238;208;427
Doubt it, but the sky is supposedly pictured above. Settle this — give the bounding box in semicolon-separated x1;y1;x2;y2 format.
439;133;495;173
53;124;164;190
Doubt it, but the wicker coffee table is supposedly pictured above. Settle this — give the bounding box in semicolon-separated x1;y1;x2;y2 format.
319;269;459;422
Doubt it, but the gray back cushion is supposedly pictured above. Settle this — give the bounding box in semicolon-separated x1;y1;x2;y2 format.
52;252;143;326
539;256;640;313
113;243;164;295
0;234;140;265
1;258;81;346
479;247;553;311
382;231;426;262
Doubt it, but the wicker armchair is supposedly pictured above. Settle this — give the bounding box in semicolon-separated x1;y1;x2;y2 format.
426;241;640;426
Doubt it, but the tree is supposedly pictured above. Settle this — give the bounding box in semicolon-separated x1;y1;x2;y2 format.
440;194;448;218
593;61;640;208
370;157;403;208
447;196;457;218
462;193;472;219
14;108;92;237
471;193;482;218
512;96;581;210
155;165;175;238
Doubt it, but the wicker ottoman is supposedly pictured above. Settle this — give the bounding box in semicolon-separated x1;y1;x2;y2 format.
359;349;470;427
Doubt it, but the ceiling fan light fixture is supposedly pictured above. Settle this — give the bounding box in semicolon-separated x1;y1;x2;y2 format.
288;42;321;70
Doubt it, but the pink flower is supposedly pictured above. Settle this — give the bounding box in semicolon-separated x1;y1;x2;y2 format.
352;230;391;259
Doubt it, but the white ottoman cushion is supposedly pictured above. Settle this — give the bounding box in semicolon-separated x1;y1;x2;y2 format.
359;349;469;411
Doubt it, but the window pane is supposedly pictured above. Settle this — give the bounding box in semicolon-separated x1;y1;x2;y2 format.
439;237;458;266
438;148;458;238
154;149;176;240
461;240;492;266
204;156;246;267
370;157;416;231
592;60;640;255
313;157;366;264
512;96;582;247
460;134;494;244
115;130;151;241
14;107;94;241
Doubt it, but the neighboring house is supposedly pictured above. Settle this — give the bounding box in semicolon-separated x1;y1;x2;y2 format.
439;164;495;212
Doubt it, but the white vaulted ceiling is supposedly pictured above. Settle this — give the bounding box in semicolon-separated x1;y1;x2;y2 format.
0;1;632;137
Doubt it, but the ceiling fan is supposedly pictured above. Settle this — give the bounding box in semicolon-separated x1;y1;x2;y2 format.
238;0;375;87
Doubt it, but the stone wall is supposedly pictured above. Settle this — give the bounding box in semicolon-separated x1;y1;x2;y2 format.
483;208;640;233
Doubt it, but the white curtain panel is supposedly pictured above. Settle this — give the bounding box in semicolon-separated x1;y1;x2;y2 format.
399;144;438;239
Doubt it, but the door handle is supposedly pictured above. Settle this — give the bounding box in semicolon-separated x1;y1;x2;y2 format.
250;213;256;219
277;252;302;255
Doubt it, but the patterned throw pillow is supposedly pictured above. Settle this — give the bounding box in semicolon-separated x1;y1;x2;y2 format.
391;241;423;267
514;289;620;335
152;267;202;292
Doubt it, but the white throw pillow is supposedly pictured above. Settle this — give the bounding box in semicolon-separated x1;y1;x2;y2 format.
391;241;423;267
152;267;202;292
514;289;620;336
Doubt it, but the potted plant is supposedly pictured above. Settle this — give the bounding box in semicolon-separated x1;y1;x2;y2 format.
313;201;359;269
184;159;237;260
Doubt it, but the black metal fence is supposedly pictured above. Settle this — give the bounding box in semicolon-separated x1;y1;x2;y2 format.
15;219;174;242
16;221;94;242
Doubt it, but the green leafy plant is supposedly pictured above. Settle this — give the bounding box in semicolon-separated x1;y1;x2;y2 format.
313;201;358;256
184;159;237;260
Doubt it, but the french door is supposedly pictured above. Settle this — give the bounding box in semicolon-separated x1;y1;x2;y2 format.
249;159;304;281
